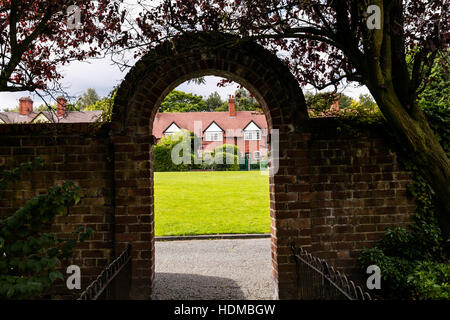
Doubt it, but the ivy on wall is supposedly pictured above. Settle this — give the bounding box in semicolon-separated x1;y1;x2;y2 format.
356;99;449;299
0;158;93;299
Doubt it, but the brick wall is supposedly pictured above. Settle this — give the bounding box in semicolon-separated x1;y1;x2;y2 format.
0;119;416;299
307;119;415;281
0;123;115;298
271;120;415;298
0;32;417;300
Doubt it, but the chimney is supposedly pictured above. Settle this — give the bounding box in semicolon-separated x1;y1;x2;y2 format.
56;96;67;118
19;97;33;115
228;95;236;117
330;100;339;111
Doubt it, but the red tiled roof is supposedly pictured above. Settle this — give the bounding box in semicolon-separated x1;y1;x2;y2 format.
152;111;268;139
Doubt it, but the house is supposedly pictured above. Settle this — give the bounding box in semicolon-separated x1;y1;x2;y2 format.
0;96;102;124
152;96;269;160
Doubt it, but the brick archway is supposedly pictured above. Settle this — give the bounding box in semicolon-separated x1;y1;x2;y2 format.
110;32;311;299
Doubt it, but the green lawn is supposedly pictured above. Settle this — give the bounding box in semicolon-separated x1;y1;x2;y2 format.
154;171;270;236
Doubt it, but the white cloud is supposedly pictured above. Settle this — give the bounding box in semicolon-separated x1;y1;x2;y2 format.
0;58;371;110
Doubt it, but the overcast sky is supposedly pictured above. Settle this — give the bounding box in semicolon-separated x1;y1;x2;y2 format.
0;0;371;110
0;54;371;111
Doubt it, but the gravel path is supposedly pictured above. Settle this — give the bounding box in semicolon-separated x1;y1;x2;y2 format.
152;238;275;300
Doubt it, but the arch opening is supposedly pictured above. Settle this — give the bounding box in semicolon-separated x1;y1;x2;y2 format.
110;33;310;299
151;76;273;299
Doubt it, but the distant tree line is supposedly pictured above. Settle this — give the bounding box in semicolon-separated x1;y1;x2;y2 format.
3;85;378;116
304;91;378;114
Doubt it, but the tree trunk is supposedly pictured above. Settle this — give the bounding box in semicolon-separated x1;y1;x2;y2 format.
368;84;450;255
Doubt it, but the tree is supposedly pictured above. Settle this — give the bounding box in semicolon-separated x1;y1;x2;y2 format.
131;1;450;245
338;94;353;109
216;88;262;112
235;88;262;112
419;54;450;111
77;88;100;110
359;94;379;114
0;1;126;93
305;91;353;112
160;90;207;112
304;91;336;112
205;91;223;111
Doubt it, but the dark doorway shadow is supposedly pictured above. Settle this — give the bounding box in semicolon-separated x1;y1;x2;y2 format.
152;273;246;300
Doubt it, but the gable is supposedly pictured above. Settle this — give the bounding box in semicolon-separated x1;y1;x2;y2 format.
243;121;261;131
31;113;51;123
164;122;181;133
204;121;223;132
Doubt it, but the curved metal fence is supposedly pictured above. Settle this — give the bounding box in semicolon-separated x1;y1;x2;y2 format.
78;244;132;300
291;243;372;300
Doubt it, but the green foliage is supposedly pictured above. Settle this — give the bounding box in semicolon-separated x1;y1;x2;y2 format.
206;144;241;171
153;131;197;172
215;88;262;112
205;91;223;111
83;88;117;123
235;88;262;112
338;94;353;109
357;54;449;300
212;152;240;171
0;158;44;194
418;53;450;110
160;90;207;112
359;87;449;300
3;106;19;112
213;144;241;156
418;55;450;157
305;91;353;112
154;134;242;172
0;158;93;299
407;261;450;300
306;91;382;124
359;137;448;299
76;88;100;110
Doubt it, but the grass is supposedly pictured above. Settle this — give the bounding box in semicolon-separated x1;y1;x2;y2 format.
154;171;270;236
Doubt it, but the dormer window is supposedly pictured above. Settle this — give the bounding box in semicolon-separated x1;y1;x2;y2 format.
164;122;181;136
204;121;224;142
244;131;261;140
205;132;223;141
243;121;261;141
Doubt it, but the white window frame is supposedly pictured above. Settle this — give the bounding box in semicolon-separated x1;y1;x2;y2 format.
244;130;261;141
254;151;261;159
205;132;223;142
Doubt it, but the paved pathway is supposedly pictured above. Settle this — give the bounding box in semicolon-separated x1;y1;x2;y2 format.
151;238;275;300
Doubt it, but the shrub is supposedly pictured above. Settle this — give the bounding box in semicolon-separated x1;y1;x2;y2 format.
359;92;449;300
213;152;240;171
153;130;195;171
213;144;241;157
0;158;92;299
407;261;450;300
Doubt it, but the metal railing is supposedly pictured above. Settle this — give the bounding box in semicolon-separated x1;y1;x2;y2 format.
78;244;132;300
291;243;372;300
